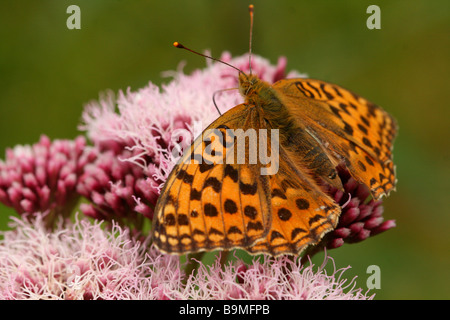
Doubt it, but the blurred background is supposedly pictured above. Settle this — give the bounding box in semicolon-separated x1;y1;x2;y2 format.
0;0;448;299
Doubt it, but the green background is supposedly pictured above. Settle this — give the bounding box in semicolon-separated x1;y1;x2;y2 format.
0;0;449;299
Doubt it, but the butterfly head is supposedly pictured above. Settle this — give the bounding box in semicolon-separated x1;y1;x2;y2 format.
238;72;279;110
239;73;262;98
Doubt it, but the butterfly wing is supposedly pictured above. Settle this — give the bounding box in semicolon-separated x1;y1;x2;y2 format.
273;78;397;200
247;143;341;256
152;104;272;254
153;100;342;256
153;77;396;255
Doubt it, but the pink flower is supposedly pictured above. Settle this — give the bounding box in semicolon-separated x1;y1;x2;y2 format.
76;145;157;224
0;135;96;225
185;253;373;300
0;214;181;300
0;214;372;300
318;166;396;251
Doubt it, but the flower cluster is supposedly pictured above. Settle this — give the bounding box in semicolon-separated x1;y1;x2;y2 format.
76;143;157;227
187;252;373;300
0;135;96;226
0;214;372;300
319;167;396;250
0;215;179;300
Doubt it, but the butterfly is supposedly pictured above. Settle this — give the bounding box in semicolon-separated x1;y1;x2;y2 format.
151;5;397;256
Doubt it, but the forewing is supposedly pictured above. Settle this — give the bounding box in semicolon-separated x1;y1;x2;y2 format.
273;78;397;200
152;104;272;254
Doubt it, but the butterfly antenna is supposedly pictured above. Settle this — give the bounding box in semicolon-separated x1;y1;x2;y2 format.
173;42;244;76
212;91;222;116
248;4;254;75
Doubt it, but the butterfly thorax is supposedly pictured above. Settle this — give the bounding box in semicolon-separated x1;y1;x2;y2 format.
238;73;278;107
239;73;296;142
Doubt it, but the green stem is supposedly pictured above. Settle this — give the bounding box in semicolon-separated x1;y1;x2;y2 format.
183;252;205;284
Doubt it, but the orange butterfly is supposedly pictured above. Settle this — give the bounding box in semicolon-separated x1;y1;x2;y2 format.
151;5;397;256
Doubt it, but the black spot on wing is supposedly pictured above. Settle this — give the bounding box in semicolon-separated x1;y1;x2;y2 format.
240;181;257;195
